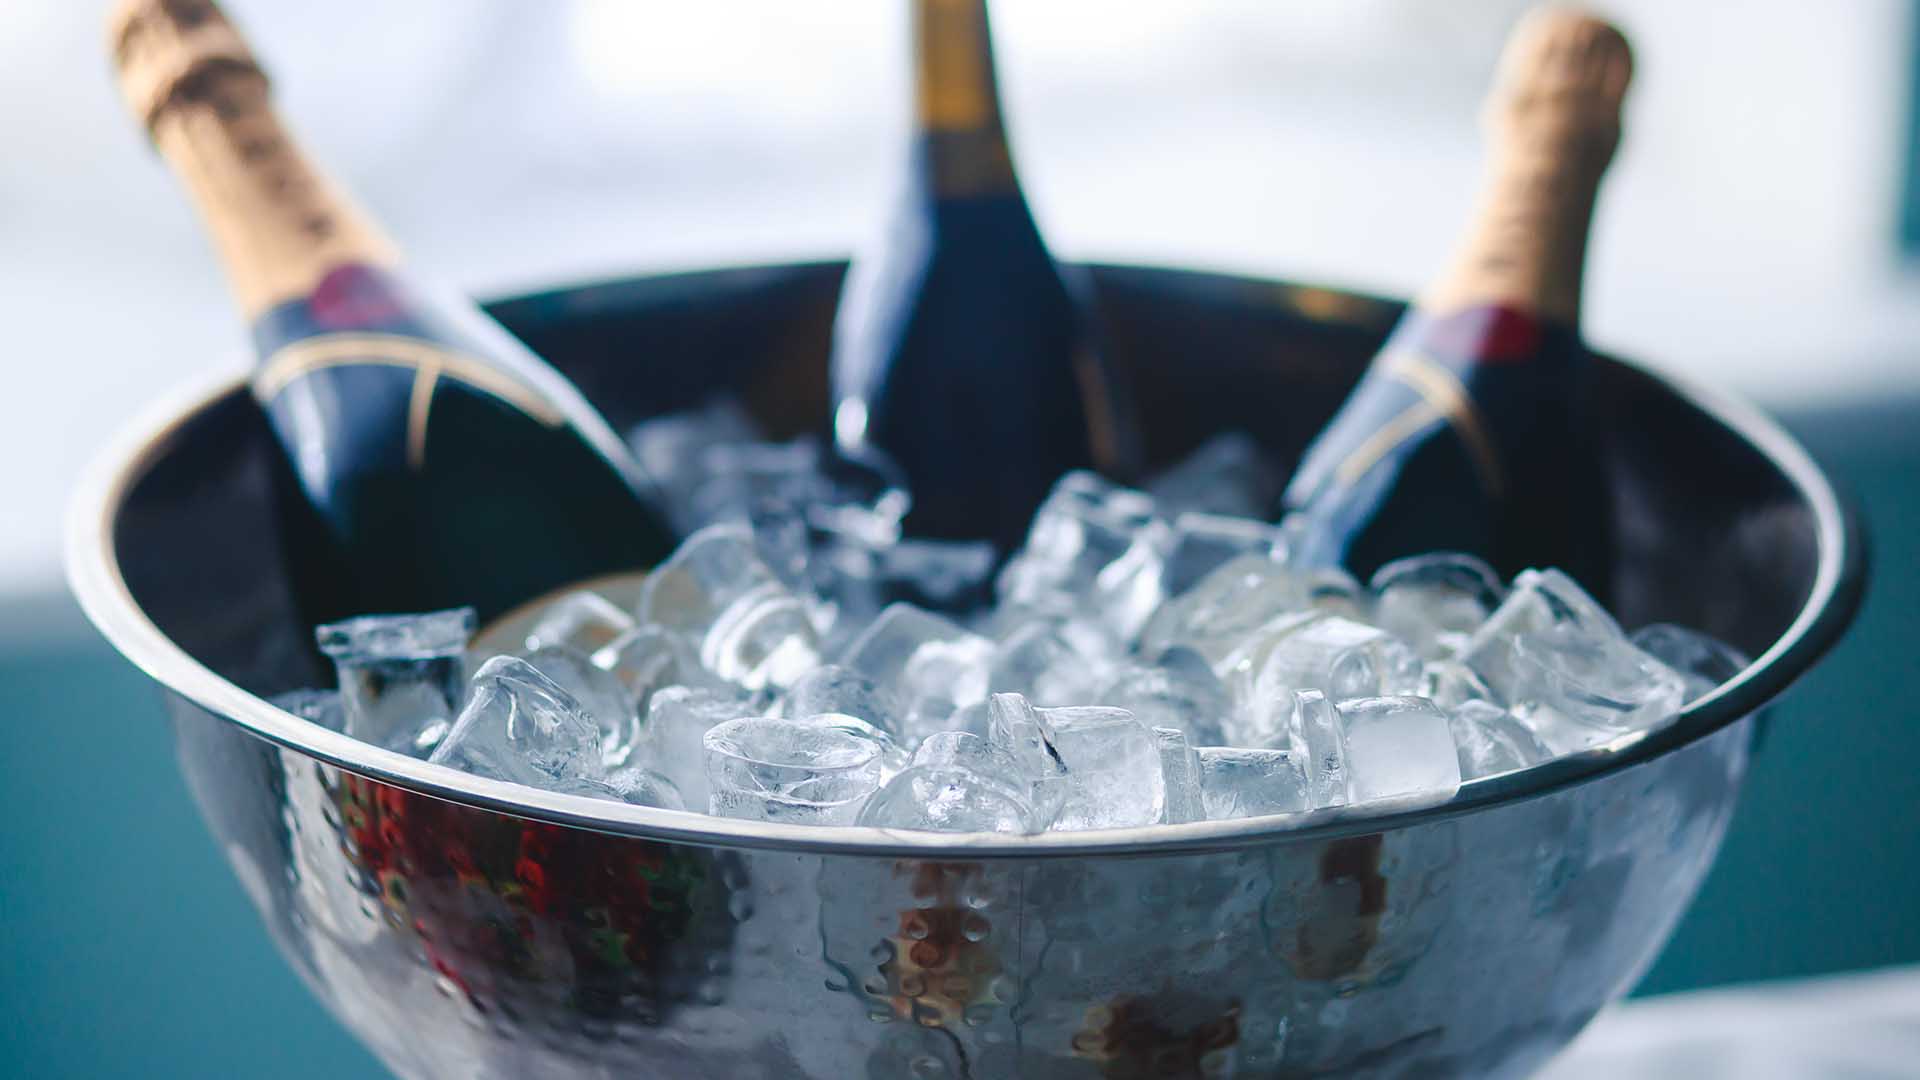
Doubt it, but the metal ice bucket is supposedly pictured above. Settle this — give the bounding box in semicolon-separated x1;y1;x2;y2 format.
67;263;1864;1078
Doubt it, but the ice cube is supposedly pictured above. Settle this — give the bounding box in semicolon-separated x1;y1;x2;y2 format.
1154;727;1204;824
636;685;749;812
430;655;604;784
1333;696;1462;806
1227;616;1422;747
855;764;1038;833
1144;431;1283;520
1629;623;1749;699
1254;616;1424;700
603;765;687;809
316;607;474;750
914;729;1062;825
790;712;910;781
841;603;994;742
1195;747;1308;820
1420;659;1501;710
702;716;884;825
1088;520;1173;643
990;618;1112;706
986;694;1163;830
638;523;821;690
524;591;634;656
1160;512;1285;599
1094;648;1230;745
520;645;638;767
1137;554;1311;668
875;538;998;613
1369;553;1504;659
625;396;764;531
1287;690;1348;810
1302;566;1370;621
1464;569;1689;753
591;625;711;713
780;664;905;741
996;471;1158;615
691;439;833;585
270;689;346;734
1447;699;1554;780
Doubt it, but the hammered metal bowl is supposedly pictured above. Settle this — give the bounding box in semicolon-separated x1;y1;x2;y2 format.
67;263;1864;1078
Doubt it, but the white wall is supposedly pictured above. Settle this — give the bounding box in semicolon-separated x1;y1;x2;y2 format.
1;0;1915;596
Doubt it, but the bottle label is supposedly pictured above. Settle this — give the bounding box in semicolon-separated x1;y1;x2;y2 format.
255;333;564;469
1332;349;1504;497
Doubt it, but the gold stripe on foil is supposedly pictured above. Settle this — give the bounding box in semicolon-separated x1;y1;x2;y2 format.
1381;350;1508;496
1333;399;1443;489
404;362;440;469
254;332;566;431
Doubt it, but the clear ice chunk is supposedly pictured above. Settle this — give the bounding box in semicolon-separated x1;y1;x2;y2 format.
1254;615;1423;701
1303;566;1370;621
996;471;1158;616
602;765;688;810
874;538;998;613
840;603;994;742
636;685;749;812
520;645;639;769
524;591;634;656
987;694;1163;831
625;396;764;532
1447;699;1554;781
1287;690;1348;810
430;655;604;784
1095;648;1230;745
692;439;834;585
1138;554;1311;668
316;607;474;750
991;618;1112;707
1463;568;1689;753
780;663;905;742
592;625;711;713
270;689;345;734
1195;746;1308;820
1420;659;1501;710
1227;615;1422;747
1160;512;1285;600
702;716;883;825
637;523;821;690
1144;431;1283;520
1629;623;1749;699
1369;553;1504;659
914;729;1062;826
855;764;1038;833
1333;696;1463;806
1154;726;1204;824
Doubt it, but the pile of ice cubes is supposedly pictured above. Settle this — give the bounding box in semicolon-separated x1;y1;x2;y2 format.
277;399;1747;835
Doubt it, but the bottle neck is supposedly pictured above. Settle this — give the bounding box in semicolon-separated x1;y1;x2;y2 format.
912;0;1018;199
1416;13;1628;326
149;65;397;319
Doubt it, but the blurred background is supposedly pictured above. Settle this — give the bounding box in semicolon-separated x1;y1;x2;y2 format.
2;1;1915;1075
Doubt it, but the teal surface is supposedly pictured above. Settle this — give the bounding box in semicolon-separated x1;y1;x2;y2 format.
0;401;1912;1076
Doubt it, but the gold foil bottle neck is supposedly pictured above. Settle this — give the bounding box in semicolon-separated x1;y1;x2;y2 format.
913;0;1018;197
108;0;397;317
1420;9;1634;324
110;0;264;133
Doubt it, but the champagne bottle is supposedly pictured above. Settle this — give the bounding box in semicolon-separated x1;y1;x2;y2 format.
1281;9;1632;590
109;0;676;624
830;0;1140;551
